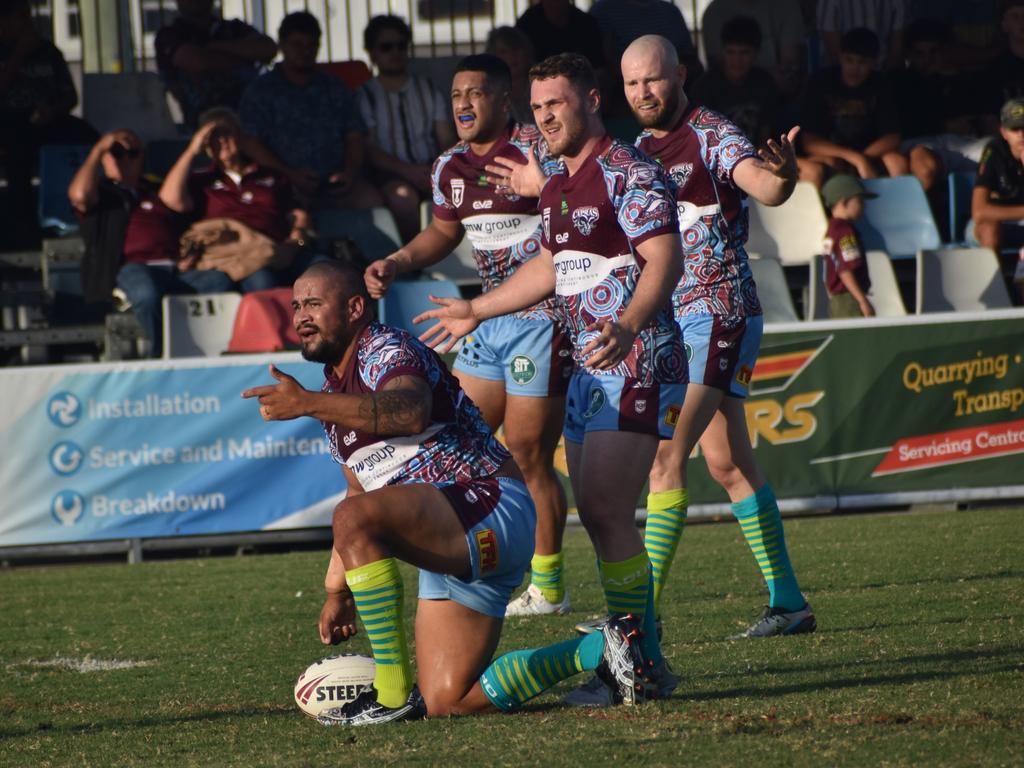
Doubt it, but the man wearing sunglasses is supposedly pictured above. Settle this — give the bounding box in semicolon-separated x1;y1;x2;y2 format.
68;129;236;357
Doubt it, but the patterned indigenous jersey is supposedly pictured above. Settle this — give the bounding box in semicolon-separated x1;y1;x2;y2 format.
539;135;686;385
636;104;762;322
432;123;562;321
320;322;510;492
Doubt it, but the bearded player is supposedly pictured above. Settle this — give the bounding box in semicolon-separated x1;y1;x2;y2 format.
364;54;574;619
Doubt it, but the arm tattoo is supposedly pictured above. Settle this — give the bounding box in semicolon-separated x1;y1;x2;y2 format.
358;391;426;435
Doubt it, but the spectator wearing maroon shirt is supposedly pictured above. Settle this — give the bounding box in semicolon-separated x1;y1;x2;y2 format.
68;130;235;356
820;174;876;318
155;0;277;129
160;108;313;291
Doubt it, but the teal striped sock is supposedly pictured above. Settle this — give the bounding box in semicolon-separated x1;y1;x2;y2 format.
480;633;603;711
732;484;805;610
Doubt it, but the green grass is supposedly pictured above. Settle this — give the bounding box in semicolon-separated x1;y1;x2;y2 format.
2;508;1023;767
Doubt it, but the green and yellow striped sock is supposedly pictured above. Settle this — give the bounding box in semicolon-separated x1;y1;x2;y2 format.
345;558;413;709
600;552;662;666
644;488;688;614
480;633;603;711
731;484;805;611
530;551;565;604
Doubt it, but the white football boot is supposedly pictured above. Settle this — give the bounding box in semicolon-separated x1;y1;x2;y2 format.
505;583;571;617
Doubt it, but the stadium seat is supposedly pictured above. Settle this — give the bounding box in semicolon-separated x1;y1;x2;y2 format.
745;180;829;266
859;176;942;260
38;144;93;236
379;278;461;336
748;255;799;323
312;207;402;263
947;171;977;244
807;250;907;319
82;72;181;142
227;288;300;354
915;247;1012;313
161;292;242;358
316;60;372;91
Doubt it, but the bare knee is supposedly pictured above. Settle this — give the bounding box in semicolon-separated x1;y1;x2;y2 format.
331;497;378;557
420;684;484;717
974;220;1000;250
909;146;942;190
882;151;909;176
706;457;745;496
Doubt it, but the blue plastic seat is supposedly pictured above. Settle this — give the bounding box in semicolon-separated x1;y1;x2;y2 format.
378;278;462;336
859;176;942;260
38;144;93;236
312;207;402;263
947;171;977;244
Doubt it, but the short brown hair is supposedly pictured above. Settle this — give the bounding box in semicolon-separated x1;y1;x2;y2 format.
528;53;597;92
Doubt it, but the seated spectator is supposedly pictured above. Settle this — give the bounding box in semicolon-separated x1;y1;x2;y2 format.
155;0;277;130
68;130;235;356
515;0;607;69
356;15;455;243
239;11;381;212
820;174;877;318
817;0;906;69
701;0;804;94
0;0;97;250
798;27;908;187
159;108;314;293
968;98;1024;296
691;16;782;146
980;0;1024;134
485;26;535;125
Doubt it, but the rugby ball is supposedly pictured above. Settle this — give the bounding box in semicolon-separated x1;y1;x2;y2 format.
294;654;376;718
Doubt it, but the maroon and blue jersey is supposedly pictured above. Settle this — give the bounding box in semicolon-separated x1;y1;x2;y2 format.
540;135;686;386
320;322;510;491
636;104;762;321
432;123;562;321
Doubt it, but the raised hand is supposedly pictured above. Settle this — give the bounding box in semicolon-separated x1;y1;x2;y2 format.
759;125;800;181
240;364;310;420
414;296;479;354
484;145;546;198
364;258;399;299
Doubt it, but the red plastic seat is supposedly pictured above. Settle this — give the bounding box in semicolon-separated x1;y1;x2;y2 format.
316;60;373;91
227;288;300;354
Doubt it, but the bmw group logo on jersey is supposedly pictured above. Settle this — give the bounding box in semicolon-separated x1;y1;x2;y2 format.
49;441;84;476
51;490;85;526
47;391;81;427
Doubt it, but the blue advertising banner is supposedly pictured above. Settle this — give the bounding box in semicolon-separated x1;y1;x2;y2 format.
0;354;347;547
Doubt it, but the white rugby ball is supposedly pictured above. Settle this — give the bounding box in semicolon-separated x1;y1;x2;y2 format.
294;654;376;718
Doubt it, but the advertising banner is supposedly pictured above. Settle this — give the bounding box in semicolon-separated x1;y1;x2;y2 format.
0;354;346;547
684;310;1024;504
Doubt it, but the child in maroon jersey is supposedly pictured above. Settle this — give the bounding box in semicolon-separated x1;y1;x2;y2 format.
821;174;877;318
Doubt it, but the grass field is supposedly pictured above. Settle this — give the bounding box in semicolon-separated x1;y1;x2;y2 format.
2;507;1023;767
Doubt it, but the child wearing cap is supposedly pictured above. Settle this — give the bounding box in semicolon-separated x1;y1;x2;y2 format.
821;174;877;318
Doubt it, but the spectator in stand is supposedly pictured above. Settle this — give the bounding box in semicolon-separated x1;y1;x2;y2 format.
701;0;804;95
68;130;235;356
515;0;607;69
159;108;314;292
968;98;1024;296
907;0;998;71
817;0;906;69
691;16;782;146
798;27;908;187
356;15;455;243
239;11;380;213
980;0;1024;134
820;174;877;318
155;0;277;130
485;27;535;125
0;0;97;249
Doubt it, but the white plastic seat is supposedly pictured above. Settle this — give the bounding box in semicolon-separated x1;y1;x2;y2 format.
748;255;799;323
161;292;242;358
746;181;829;266
915;247;1012;313
808;250;907;319
860;176;942;260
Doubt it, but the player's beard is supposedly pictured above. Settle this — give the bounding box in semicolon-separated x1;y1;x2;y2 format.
633;87;681;131
299;324;348;365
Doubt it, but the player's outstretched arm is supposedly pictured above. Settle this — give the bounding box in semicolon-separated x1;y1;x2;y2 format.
364;218;464;299
484;145;547;198
415;248;557;352
242;365;433;437
733;125;800;207
582;232;682;370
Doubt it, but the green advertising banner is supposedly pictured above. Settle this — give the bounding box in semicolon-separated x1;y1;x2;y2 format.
683;309;1024;506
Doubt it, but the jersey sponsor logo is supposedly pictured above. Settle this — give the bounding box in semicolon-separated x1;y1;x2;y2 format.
475;528;499;573
717;339;734;349
552;250;636;296
665;404;681;427
542;207;551;240
583;386;606;419
572;206;599;236
555;232;569;244
668;162;694;188
472;199;494;210
342;431;357;446
465;488;479;503
635;398;647;414
736;364;752;389
719;358;730;371
676;201;720;231
451;178;465;207
462;213;541;251
510;355;537;385
346;426;445;489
